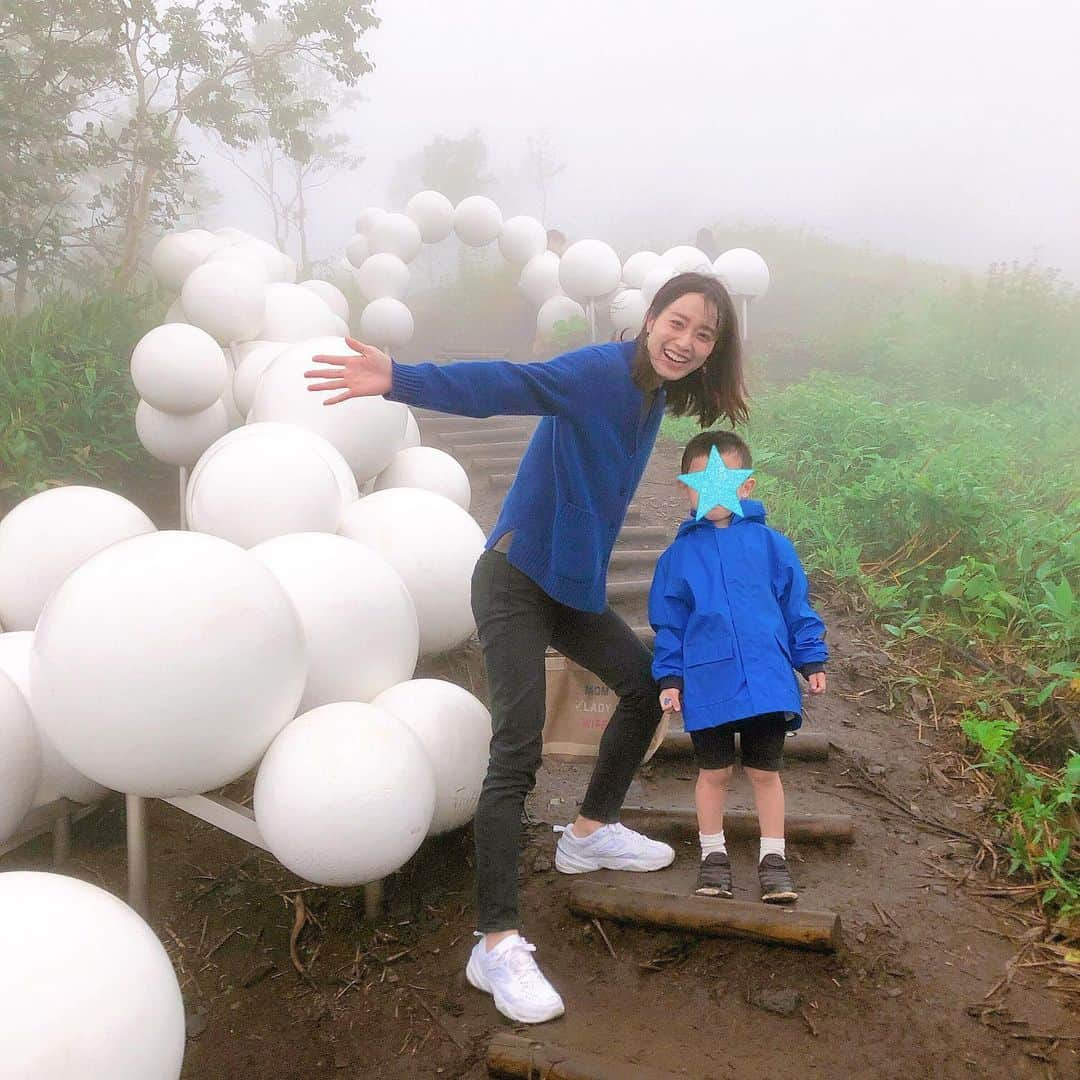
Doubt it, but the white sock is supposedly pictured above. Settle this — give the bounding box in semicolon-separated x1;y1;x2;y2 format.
699;831;726;860
759;837;785;862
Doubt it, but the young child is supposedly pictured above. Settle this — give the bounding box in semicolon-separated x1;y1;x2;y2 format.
648;430;828;903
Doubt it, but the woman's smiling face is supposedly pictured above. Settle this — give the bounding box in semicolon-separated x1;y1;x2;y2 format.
644;291;719;382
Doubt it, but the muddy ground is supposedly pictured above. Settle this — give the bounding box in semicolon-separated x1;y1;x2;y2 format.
4;434;1077;1079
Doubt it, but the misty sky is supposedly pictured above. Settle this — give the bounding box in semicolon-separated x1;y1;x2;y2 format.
201;0;1080;281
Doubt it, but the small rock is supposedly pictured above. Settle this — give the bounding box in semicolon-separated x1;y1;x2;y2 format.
749;987;802;1016
185;1007;209;1039
532;853;553;873
883;987;903;998
930;884;948;896
867;765;886;777
841;718;856;727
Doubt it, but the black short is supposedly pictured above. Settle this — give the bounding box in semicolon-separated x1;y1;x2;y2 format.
689;713;789;772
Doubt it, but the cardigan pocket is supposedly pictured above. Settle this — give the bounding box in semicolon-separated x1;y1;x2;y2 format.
684;633;742;705
552;502;602;582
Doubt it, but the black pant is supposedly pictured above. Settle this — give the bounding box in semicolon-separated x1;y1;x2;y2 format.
470;549;662;932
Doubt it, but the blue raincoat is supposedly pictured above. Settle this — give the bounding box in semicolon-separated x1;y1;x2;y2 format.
648;500;827;733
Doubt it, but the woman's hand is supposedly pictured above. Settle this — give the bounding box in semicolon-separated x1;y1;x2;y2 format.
659;688;681;713
304;337;392;405
808;672;827;695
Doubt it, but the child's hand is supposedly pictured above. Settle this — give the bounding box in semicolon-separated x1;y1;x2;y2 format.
808;672;827;694
659;689;681;712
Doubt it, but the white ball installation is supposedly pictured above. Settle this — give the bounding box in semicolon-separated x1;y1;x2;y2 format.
203;244;271;286
357;296;414;348
249;336;408;481
232;340;287;416
454;195;502;247
163;299;187;324
537;294;587;340
0;871;186;1080
356;206;387;234
0;486;155;631
518;250;562;305
375;445;471;510
258;282;346;342
369;212;423;263
609;288;648;335
186;427;343;546
372;679;490;836
345;232;370;268
641;261;678;305
254;702;436;886
499;215;547;266
558;239;622;302
402;409;422;449
150;229;222;293
135;399;230;468
713;247;770;298
354;252;410;301
405;189;454;243
339;489;485;656
0;669;40;842
181;261;267;344
30;530;306;797
0;630;108;808
130;323;228;414
300;279;350;322
251;532;419;712
621;250;662;289
662;244;713;273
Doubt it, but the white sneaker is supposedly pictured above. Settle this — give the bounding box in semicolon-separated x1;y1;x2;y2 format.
466;934;565;1023
553;822;675;874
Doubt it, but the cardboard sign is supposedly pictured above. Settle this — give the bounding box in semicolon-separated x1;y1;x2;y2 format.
542;653;669;763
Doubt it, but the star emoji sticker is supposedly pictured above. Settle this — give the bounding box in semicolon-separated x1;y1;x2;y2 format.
679;445;754;520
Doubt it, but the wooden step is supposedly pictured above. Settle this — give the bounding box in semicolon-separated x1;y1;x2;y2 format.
436;426;533;445
606;578;651;604
615;525;671;548
609;548;661;571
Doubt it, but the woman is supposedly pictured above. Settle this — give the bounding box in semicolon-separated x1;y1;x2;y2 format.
306;272;747;1024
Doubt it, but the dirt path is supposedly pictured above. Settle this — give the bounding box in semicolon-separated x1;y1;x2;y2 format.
4;424;1076;1079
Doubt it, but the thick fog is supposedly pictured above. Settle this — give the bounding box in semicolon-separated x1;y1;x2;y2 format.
191;0;1080;280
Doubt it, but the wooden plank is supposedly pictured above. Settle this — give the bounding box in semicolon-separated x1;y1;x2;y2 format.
620;805;854;844
568;881;842;953
487;1033;678;1080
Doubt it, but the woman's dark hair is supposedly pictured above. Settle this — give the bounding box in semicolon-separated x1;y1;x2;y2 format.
632;272;748;427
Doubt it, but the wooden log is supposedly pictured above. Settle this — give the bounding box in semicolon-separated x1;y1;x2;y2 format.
487;1033;677;1080
652;729;831;762
620;805;854;844
568;881;842;953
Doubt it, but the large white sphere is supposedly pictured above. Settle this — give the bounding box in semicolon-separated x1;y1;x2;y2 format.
163;298;187;324
130;323;228;415
0;486;155;632
641;261;678;305
252;533;418;712
150;229;222;293
214;226;255;243
369;212;423;263
372;679;490;835
250;336;408;481
258;282;345;342
339;489;485;655
661;245;713;274
0;631;107;807
228;238;291;283
609;288;648;335
356;206;386;234
254;702;436;885
354;252;410;301
558;239;622;301
232;341;288;416
345;232;370;269
181;261;267;344
537;294;587;340
0;872;186;1079
300;279;350;322
453;195;502;247
0;669;40;841
203;245;271;286
518;250;562;306
219;373;244;430
499;216;547;266
375;445;471;510
136;399;229;467
357;297;414;348
405;190;454;243
621;251;662;289
402;409;421;448
188;422;358;525
187;429;343;546
713;247;770;298
30;531;306;797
